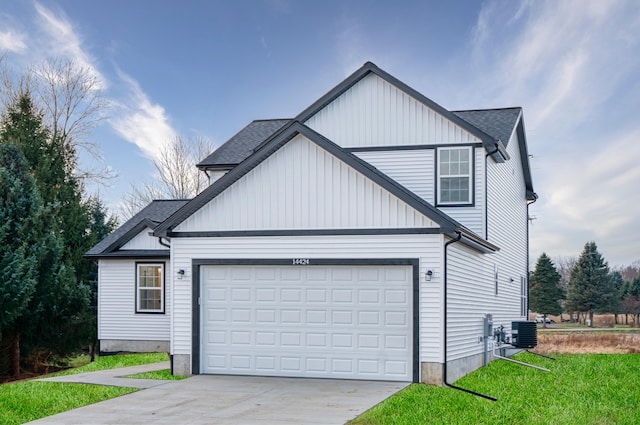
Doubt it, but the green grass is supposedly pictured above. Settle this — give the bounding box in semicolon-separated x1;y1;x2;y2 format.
0;381;135;425
0;353;170;425
125;369;188;380
349;353;640;425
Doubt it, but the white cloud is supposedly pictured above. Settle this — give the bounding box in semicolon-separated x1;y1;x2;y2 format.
470;0;640;265
110;69;177;160
0;30;27;53
33;2;106;87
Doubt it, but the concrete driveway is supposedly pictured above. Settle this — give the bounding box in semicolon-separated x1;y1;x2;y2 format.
29;370;408;425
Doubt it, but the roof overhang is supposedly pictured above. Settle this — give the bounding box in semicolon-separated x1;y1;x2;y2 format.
84;249;170;259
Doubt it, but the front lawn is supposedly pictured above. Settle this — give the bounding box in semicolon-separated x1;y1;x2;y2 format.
0;353;170;425
349;353;640;425
0;382;135;425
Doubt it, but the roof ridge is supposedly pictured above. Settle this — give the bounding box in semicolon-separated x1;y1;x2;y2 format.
452;106;522;113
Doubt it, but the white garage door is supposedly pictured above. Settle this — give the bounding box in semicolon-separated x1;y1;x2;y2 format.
200;264;413;381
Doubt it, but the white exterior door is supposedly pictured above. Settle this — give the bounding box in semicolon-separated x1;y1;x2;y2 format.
200;264;413;381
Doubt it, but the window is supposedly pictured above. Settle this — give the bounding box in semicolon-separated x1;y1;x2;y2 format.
520;276;528;317
136;263;164;313
494;264;499;296
437;147;472;205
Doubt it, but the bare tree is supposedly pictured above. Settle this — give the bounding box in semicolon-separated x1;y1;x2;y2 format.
1;57;113;182
553;255;577;321
30;58;112;181
121;134;215;218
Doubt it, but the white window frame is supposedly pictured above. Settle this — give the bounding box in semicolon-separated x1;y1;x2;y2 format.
437;146;473;206
136;262;165;314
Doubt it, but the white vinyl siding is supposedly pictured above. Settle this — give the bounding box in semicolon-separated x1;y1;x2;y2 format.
175;135;438;232
354;149;434;201
98;259;170;341
355;147;485;236
121;227;166;250
486;125;529;320
169;234;444;367
305;73;481;148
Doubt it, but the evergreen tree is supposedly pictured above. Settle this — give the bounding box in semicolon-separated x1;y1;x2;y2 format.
0;144;43;376
529;253;564;328
0;92;90;368
566;242;613;327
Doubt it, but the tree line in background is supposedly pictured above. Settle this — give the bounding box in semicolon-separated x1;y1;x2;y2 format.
0;57;117;378
530;241;640;328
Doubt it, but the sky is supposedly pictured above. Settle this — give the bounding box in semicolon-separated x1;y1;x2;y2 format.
0;0;639;267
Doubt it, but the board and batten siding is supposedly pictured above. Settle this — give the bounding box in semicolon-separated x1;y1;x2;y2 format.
486;123;529;321
169;234;445;366
356;147;486;236
305;73;481;148
120;227;167;250
98;259;170;341
175;135;438;232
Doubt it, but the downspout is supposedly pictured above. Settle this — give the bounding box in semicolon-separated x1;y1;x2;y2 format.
484;143;500;240
157;235;172;373
443;231;497;401
526;196;538;316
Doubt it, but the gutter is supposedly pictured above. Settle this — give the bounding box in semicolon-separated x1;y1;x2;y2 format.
443;231;497;401
158;237;171;248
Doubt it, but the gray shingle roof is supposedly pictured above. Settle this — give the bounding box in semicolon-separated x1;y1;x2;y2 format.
197;119;291;169
453;108;522;147
85;199;189;257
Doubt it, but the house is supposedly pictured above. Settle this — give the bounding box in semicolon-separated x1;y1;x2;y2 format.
87;62;536;385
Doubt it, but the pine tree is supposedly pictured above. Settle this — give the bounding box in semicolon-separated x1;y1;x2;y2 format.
529;253;564;328
0;92;90;368
0;144;43;376
566;242;613;327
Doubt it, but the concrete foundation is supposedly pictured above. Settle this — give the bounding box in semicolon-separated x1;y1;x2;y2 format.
445;352;485;383
421;352;487;386
172;354;191;376
99;339;169;353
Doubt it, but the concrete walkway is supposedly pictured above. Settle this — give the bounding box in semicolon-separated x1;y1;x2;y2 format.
36;361;172;389
28;365;408;424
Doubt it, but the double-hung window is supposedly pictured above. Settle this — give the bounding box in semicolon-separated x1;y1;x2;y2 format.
437;146;472;205
136;263;164;313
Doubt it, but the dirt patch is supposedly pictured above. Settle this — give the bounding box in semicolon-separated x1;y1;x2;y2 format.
536;333;640;354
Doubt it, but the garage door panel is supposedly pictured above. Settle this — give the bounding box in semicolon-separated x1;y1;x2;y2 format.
201;265;413;381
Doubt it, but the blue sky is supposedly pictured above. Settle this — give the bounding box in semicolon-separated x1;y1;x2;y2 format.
1;0;639;267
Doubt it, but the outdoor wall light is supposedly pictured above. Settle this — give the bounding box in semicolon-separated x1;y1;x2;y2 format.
177;269;185;279
426;270;434;282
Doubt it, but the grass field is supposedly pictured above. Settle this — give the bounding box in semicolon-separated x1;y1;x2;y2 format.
0;353;169;425
348;353;640;425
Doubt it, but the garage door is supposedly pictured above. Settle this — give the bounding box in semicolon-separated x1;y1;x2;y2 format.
200;264;413;381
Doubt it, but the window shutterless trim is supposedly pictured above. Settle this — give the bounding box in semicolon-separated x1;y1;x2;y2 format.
436;146;475;207
135;261;166;314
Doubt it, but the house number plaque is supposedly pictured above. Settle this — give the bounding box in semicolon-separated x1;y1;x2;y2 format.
292;258;310;265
